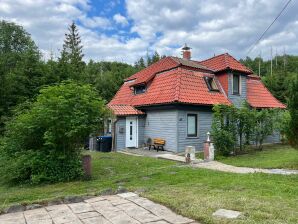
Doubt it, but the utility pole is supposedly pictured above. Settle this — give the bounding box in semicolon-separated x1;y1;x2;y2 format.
258;51;261;76
270;46;273;76
283;46;286;71
275;48;278;67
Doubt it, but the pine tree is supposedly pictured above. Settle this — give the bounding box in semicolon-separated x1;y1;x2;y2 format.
151;51;160;64
59;21;85;81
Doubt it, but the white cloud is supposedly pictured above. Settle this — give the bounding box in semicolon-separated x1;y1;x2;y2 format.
80;16;111;29
0;0;297;64
113;13;129;26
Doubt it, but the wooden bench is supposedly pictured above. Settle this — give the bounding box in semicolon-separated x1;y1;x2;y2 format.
149;138;166;152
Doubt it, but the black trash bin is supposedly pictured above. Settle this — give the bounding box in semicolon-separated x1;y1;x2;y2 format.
96;136;112;152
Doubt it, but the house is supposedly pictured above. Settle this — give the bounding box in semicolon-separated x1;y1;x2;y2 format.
108;46;285;152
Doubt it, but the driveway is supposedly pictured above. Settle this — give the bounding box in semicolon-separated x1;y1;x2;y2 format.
0;192;198;224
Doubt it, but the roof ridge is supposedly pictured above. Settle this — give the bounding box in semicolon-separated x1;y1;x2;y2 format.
199;53;229;63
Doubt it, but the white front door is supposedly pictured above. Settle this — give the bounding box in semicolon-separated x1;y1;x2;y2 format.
126;116;138;148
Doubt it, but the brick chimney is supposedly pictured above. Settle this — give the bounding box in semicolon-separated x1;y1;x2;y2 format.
182;43;191;60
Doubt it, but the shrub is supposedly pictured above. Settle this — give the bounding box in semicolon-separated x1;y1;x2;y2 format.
211;104;237;156
0;81;108;184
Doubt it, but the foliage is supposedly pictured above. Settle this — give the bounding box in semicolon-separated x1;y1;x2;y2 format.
58;21;85;81
0;20;42;134
135;51;166;69
251;109;275;150
286;73;298;148
84;60;138;101
0;82;108;184
211;105;237;156
211;104;280;155
240;55;298;104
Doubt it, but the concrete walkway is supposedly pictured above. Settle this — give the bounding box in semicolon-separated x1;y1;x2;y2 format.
152;153;298;175
0;193;198;224
192;161;298;175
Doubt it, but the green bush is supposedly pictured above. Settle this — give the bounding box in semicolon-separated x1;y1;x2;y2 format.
211;104;281;156
0;81;108;184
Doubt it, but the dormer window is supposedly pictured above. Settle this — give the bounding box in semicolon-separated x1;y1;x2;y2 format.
233;74;240;95
204;77;219;91
134;85;146;94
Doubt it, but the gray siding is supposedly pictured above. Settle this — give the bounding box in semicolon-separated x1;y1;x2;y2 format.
177;110;213;152
264;131;281;144
228;73;247;107
115;118;126;150
144;110;178;152
138;116;146;147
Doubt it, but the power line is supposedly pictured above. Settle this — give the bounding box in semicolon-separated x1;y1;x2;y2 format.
246;0;292;56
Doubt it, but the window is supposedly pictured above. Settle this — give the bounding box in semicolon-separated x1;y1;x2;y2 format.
233;74;240;94
134;85;146;94
187;114;198;137
204;77;219;91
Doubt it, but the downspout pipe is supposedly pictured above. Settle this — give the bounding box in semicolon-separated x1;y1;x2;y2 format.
111;117;119;152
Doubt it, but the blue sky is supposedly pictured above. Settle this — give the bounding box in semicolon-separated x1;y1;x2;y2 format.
0;0;297;64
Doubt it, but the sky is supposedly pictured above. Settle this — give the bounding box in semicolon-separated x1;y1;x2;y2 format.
0;0;297;64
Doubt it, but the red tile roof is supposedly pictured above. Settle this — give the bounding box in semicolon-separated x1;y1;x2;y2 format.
199;53;253;74
108;105;145;116
109;53;284;115
109;68;231;109
126;56;212;87
247;75;286;109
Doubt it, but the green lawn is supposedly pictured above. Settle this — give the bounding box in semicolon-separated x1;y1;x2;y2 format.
218;144;298;170
0;151;297;224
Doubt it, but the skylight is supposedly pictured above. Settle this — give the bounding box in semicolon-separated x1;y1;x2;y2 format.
204;77;219;91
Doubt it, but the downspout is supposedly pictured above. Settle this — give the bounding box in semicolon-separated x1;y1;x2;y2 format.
111;117;119;152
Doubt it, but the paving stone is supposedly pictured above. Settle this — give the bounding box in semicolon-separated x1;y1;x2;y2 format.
77;211;101;220
26;219;53;224
128;197;192;224
81;216;111;224
117;202;161;223
91;200;121;217
68;202;94;214
117;192;138;199
24;208;51;220
0;192;195;224
0;212;26;224
84;196;106;204
147;221;170;224
102;195;130;205
212;209;242;219
105;210;140;224
48;206;80;224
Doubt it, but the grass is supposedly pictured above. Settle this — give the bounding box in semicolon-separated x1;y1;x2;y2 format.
218;144;298;170
0;149;297;224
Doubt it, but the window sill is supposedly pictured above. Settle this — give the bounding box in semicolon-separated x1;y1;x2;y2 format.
186;136;199;139
232;93;240;96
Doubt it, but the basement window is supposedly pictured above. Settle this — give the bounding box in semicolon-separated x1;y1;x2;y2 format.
134;85;146;94
204;77;219;91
